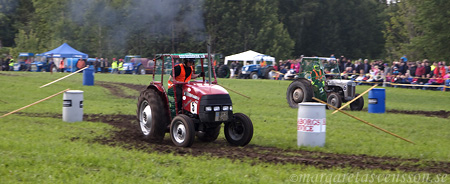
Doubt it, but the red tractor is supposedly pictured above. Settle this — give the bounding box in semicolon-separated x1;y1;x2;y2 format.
137;53;253;147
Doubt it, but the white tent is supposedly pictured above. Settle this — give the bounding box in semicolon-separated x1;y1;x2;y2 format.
224;50;274;65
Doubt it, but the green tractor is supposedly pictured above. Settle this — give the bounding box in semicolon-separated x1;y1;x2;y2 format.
286;57;364;110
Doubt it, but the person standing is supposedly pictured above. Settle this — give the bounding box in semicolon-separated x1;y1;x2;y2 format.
118;59;124;74
59;58;65;72
362;59;371;74
8;57;14;71
94;57;99;73
111;58;118;74
99;58;105;73
104;58;109;73
415;62;426;84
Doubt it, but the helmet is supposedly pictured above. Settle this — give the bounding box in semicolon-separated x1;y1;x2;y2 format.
314;65;319;69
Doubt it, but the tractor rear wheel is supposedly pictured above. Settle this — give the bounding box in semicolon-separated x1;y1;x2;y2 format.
286;80;313;108
264;66;275;79
327;92;342;109
217;65;230;78
350;93;364;111
196;125;221;142
225;113;253;146
170;114;195;147
139;65;146;75
137;88;169;142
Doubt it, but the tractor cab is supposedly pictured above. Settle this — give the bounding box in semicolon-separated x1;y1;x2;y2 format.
137;52;253;147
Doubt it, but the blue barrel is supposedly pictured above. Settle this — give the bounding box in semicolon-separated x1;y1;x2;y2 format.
83;68;94;86
368;88;385;113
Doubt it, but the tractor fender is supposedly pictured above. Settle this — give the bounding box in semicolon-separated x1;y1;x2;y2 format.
294;78;312;86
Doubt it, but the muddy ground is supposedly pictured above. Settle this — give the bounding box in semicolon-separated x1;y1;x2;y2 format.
21;112;450;174
16;81;449;174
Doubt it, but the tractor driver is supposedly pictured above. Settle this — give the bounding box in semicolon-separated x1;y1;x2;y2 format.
311;64;327;100
168;58;204;115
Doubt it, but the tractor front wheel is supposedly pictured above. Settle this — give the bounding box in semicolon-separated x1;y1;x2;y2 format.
137;88;169;142
225;113;253;146
170;114;195;147
327;92;342;109
264;66;275;79
350;93;364;111
250;72;258;79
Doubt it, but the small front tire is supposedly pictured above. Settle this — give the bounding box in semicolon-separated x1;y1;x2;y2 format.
170;114;195;147
250;72;258;80
350;94;364;111
224;113;253;146
327;92;342;109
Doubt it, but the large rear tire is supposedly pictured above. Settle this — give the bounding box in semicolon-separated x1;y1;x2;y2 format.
138;65;146;75
264;66;275;79
286;79;313;108
196;125;221;142
170;114;195;147
137;88;169;142
327;92;342;109
350;94;364;111
217;65;230;78
224;113;253;146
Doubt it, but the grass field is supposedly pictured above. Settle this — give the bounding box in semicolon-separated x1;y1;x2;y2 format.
1;71;449;183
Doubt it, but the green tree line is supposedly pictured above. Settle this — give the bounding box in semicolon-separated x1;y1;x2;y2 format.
0;0;447;62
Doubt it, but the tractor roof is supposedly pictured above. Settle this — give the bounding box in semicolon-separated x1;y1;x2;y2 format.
156;53;208;59
302;57;336;61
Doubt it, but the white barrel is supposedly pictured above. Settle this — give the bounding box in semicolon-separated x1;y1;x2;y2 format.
62;90;83;122
297;102;326;147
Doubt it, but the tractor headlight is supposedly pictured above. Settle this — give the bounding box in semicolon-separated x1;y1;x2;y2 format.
229;106;232;111
213;106;221;111
222;106;229;111
205;106;212;111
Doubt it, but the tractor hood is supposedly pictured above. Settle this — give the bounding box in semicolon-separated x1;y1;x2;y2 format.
241;64;260;74
326;79;355;86
183;82;228;97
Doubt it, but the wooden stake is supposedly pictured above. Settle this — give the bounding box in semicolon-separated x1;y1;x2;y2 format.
312;97;415;144
40;67;88;88
332;84;378;114
1;88;70;118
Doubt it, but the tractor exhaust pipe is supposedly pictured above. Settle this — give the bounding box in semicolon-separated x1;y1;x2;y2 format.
207;38;212;85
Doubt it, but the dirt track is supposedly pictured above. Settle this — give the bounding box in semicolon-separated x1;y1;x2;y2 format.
20;112;450;174
15;81;450;174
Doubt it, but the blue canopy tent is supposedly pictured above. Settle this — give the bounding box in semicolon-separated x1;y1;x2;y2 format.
41;43;88;59
30;43;88;72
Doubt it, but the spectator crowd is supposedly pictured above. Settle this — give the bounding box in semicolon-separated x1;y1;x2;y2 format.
273;55;450;91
